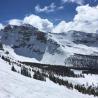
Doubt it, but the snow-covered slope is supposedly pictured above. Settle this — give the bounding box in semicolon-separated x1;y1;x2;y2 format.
0;57;96;98
1;24;98;67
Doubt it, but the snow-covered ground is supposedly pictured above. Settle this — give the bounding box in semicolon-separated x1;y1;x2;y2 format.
50;33;98;56
0;58;96;98
3;45;39;63
58;74;98;87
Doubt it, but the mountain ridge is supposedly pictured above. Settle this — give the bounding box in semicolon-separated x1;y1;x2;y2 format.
0;24;98;68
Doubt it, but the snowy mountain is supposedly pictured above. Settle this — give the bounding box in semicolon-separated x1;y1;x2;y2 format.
0;24;98;68
0;55;97;98
0;24;98;98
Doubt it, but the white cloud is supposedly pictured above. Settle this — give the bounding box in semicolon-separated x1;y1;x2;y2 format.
8;14;53;32
0;23;4;30
9;19;23;26
35;5;49;13
23;14;53;32
35;3;56;13
74;5;98;22
35;3;64;13
52;21;67;33
6;5;98;34
58;6;64;10
62;0;85;5
52;5;98;33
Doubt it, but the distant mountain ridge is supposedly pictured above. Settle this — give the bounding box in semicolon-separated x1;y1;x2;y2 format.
0;24;98;68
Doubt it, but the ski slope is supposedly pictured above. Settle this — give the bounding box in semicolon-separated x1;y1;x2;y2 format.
0;58;96;98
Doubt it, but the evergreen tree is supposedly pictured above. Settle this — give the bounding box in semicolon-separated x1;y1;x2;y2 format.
33;71;46;81
11;66;17;72
21;66;31;77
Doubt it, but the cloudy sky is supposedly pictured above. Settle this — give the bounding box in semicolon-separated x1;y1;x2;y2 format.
0;0;98;33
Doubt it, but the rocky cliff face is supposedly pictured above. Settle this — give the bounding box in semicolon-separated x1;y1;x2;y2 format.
0;24;98;68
